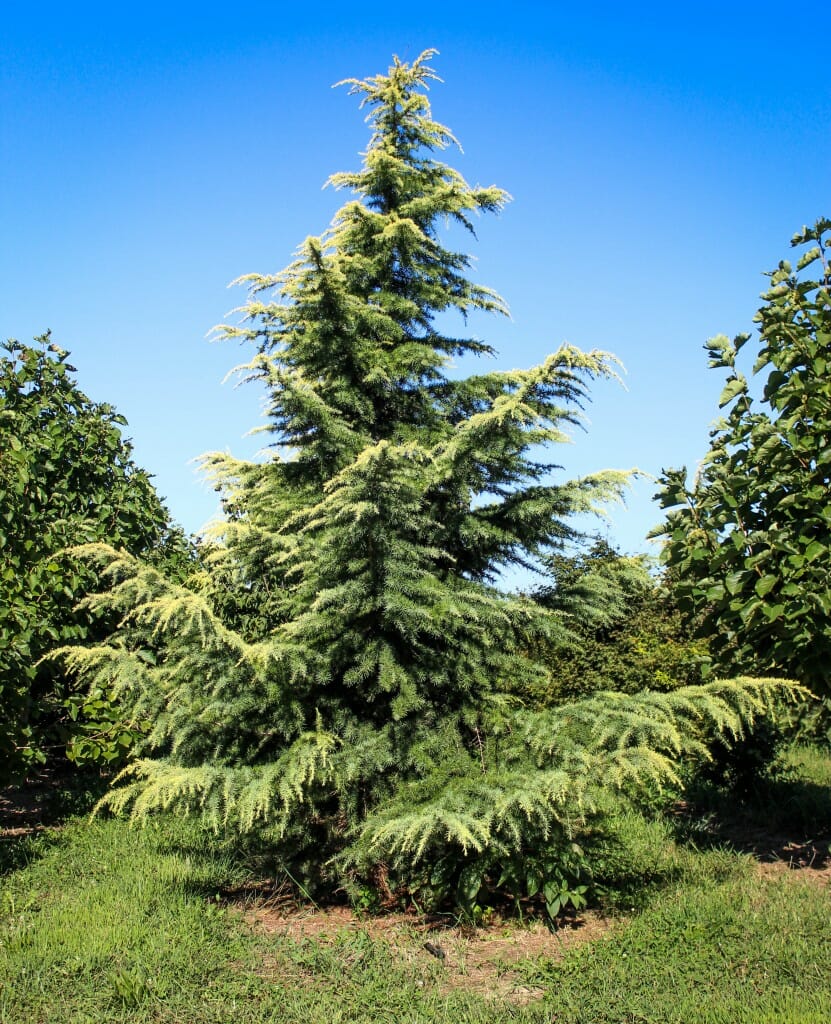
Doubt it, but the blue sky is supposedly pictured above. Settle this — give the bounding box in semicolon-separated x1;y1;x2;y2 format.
2;2;829;563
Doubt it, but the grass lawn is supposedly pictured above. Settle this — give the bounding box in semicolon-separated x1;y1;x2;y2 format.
1;747;830;1023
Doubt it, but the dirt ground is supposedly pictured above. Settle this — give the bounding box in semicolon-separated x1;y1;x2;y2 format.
247;900;614;1003
238;826;831;1003
723;826;831;883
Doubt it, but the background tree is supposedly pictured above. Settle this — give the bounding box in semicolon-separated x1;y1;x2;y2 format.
656;220;831;721
0;336;188;779
533;539;709;702
63;52;797;916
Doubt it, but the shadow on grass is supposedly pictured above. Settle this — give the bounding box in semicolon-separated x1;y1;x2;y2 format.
0;766;110;874
671;774;831;870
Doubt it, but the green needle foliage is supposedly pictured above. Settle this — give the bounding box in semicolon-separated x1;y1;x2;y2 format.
59;52;802;913
656;220;831;707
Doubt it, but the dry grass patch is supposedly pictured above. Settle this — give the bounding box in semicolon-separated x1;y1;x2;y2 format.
246;901;614;1004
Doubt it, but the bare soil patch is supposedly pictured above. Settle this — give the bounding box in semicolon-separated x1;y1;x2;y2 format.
246;901;613;1004
671;793;831;887
752;838;831;884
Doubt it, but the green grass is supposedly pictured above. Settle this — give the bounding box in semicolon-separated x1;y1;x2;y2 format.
0;817;520;1023
784;743;831;785
1;747;830;1023
524;861;831;1023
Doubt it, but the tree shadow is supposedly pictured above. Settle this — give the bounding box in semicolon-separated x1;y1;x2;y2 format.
0;766;108;874
670;775;831;872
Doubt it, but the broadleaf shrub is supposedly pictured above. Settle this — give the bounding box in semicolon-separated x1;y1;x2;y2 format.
0;336;189;778
656;220;831;708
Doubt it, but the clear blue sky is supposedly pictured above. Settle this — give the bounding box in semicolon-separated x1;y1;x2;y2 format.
2;2;829;561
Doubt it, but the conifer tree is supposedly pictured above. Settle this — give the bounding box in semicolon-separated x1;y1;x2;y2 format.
62;52;799;912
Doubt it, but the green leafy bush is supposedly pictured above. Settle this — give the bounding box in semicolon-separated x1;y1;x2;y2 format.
533;539;710;702
0;336;188;778
656;220;831;711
